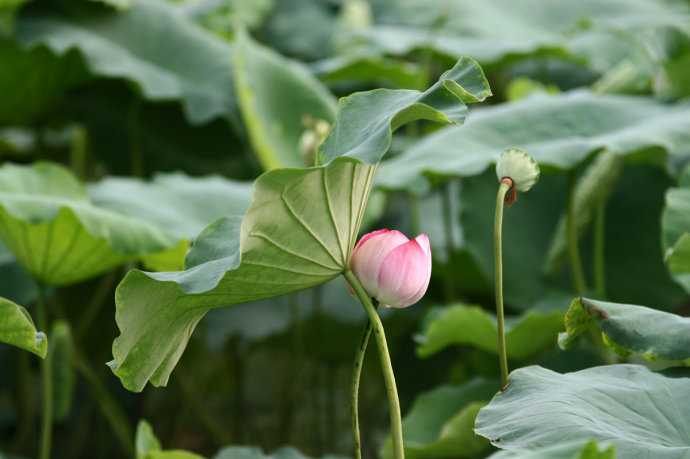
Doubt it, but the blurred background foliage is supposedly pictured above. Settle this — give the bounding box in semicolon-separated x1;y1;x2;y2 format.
0;0;689;458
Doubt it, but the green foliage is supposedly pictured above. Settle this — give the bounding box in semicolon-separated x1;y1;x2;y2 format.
0;162;174;285
318;56;491;165
381;379;497;459
49;320;75;421
489;440;615;459
662;178;690;293
378;91;690;192
416;304;563;359
17;0;236;124
476;364;690;458
559;297;690;365
233;30;336;169
0;295;46;357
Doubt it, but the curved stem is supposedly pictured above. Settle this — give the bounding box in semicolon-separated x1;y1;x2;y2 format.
594;200;606;299
351;319;373;459
344;270;404;459
567;174;587;295
494;181;511;390
36;285;53;459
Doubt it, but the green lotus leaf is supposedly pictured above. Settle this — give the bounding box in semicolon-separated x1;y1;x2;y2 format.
318;56;491;165
475;364;690;458
417;304;564;360
559;297;690;365
233;30;336;169
381;379;497;459
88;173;253;271
214;446;346;459
489;440;615;459
0;162;177;285
378;91;690;193
110;58;489;392
313;54;427;89
16;0;235;124
0;296;47;357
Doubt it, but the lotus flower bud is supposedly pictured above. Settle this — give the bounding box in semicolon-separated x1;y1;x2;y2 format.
350;229;432;308
495;148;540;192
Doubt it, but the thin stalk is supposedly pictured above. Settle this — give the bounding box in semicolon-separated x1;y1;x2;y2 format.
310;287;324;454
567;174;587;295
351;320;373;459
441;181;455;301
494;180;511;390
13;352;35;451
594;200;606;299
70;126;88;180
36;285;52;459
73;353;134;456
408;192;421;236
343;270;404;459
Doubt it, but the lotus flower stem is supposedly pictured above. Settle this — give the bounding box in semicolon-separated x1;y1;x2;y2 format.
594;200;606;298
344;270;405;459
494;179;511;390
36;284;53;459
351;319;373;459
567;174;587;295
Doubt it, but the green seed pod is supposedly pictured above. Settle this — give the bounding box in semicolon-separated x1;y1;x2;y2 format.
495;148;540;192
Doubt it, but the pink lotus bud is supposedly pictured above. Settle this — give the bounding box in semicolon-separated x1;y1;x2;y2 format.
350;229;432;308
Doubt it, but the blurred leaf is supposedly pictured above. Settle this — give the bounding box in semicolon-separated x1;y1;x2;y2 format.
0;240;36;305
381;379;497;459
559;297;690;365
88;172;253;270
458;165;685;310
505;77;559;101
214;446;346;459
0;296;46;357
313;54;426;89
233;31;336;169
50;320;74;421
319;56;491;165
662;178;690;293
489;440;615;459
476;364;690;458
378;91;690;192
0;162;175;285
135;420;162;459
0;39;86;124
417;304;564;359
17;0;236;124
544;151;624;273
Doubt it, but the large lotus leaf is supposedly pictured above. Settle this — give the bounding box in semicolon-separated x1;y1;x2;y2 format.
16;0;235;124
378;91;690;192
559;297;690;365
88;173;253;270
662;182;690;293
417;304;563;360
489;441;615;459
110;58;490;391
475;364;690;458
233;31;336;169
318;56;491;165
356;0;690;75
135;420;204;459
0;296;47;357
381;379;497;459
110;158;374;391
0;162;175;285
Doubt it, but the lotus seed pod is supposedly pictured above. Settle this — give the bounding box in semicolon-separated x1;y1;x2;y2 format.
495;148;540;192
